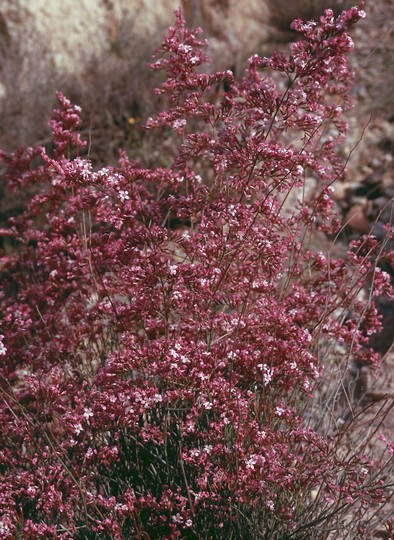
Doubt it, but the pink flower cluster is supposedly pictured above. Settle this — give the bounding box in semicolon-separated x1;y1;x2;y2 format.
0;4;393;538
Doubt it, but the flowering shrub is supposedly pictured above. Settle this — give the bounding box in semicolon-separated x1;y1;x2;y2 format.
0;4;393;539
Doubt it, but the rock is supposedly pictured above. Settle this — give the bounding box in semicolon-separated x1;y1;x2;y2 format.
331;182;348;202
372;196;394;224
0;0;180;148
371;221;389;240
265;0;354;30
344;203;371;233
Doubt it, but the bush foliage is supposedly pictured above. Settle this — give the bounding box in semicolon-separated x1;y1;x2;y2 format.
0;4;393;539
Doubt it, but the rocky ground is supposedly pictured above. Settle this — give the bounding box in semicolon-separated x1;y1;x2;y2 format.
330;4;394;533
341;0;394;424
